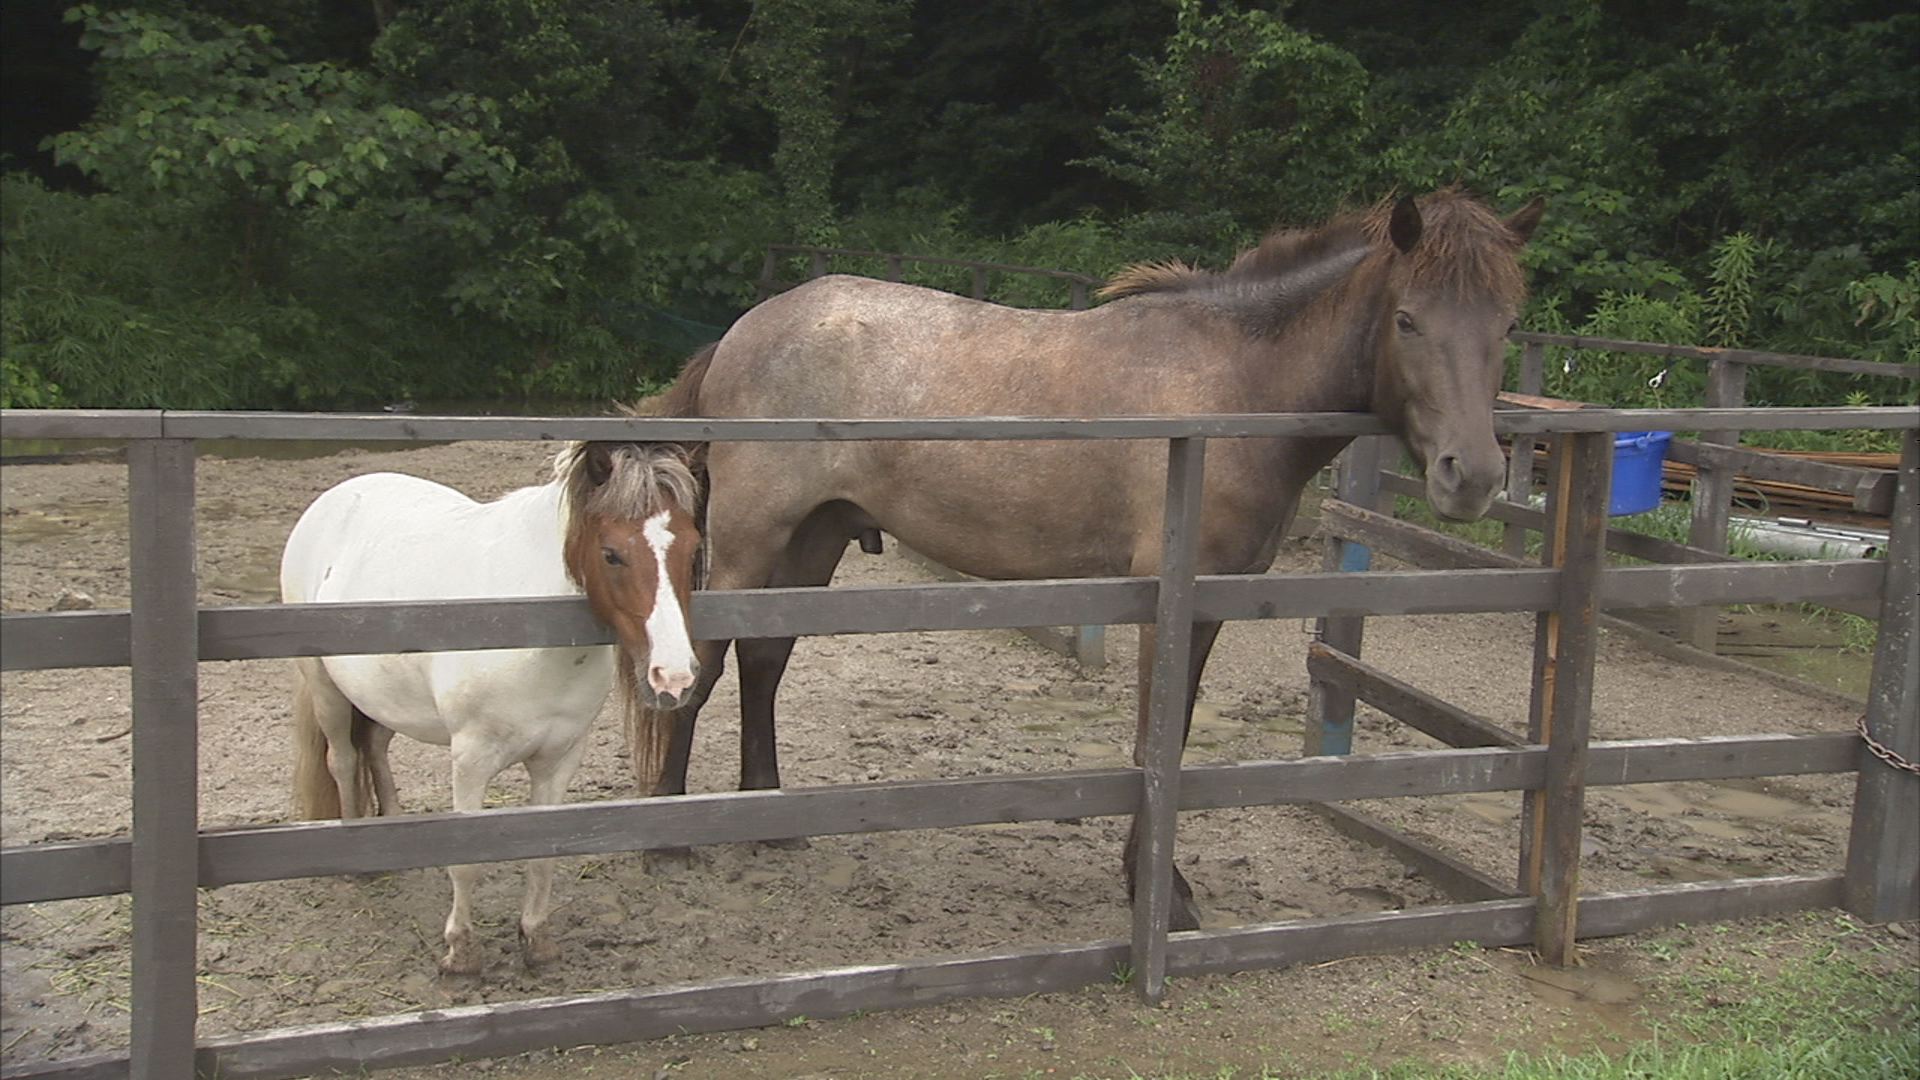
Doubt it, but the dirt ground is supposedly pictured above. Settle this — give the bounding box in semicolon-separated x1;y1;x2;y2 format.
1;439;1911;1076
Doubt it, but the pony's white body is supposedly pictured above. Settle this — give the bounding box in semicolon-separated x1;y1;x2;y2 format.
281;472;616;756
280;451;705;975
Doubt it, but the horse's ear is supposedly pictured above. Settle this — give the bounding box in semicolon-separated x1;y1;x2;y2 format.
1505;197;1546;244
1388;196;1423;254
584;443;615;488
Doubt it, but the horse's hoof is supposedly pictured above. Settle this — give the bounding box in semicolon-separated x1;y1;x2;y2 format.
519;927;560;970
759;835;810;852
438;946;484;977
643;846;698;875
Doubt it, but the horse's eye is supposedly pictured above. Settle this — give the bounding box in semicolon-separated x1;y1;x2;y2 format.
602;547;625;567
1395;311;1417;334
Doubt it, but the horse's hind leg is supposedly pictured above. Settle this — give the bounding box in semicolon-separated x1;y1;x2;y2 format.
517;736;590;970
1122;619;1225;932
440;734;513;976
291;658;363;819
358;711;400;815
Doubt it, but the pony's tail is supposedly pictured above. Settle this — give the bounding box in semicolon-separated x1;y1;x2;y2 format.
291;663;377;818
291;668;343;820
620;659;678;796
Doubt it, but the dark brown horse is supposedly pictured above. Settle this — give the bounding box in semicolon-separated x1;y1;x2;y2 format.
639;188;1542;929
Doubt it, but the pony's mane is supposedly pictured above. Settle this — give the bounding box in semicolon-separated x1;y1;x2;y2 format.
1100;187;1528;310
554;441;702;525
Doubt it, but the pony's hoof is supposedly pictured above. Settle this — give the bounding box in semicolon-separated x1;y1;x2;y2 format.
759;835;810;852
519;927;560;970
643;846;698;875
438;946;484;977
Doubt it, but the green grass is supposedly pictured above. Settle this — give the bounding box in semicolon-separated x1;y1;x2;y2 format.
1098;944;1919;1079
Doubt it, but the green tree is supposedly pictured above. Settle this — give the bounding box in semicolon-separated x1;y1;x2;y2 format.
1086;0;1372;238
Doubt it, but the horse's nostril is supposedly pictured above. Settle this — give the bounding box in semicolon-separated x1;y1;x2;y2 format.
1435;453;1463;488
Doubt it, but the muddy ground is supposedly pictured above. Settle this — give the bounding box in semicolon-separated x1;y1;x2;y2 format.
0;440;1910;1075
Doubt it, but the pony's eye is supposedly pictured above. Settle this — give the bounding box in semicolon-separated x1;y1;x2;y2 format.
602;547;625;567
1395;311;1417;334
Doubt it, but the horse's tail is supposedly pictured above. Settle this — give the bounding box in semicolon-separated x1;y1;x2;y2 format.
618;657;679;795
652;341;717;418
291;662;377;818
291;665;343;820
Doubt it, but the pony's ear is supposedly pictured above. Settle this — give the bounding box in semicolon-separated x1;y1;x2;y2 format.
584;442;615;488
1505;197;1546;243
1388;195;1423;254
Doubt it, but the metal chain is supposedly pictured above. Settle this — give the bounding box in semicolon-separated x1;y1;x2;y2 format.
1857;714;1920;776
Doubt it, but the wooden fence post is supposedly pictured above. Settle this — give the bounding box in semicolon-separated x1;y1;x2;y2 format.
884;255;903;282
1681;356;1749;650
808;251;829;280
1306;436;1384;756
1070;281;1090;310
1518;431;1610;965
1503;340;1547;560
128;439;200;1080
1132;437;1205;1003
1844;427;1919;923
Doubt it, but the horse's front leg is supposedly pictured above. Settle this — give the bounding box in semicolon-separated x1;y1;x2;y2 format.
517;736;590;970
441;737;510;976
1123;619;1224;932
735;635;808;849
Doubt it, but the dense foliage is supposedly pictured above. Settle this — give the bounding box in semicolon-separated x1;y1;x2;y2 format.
3;0;1915;410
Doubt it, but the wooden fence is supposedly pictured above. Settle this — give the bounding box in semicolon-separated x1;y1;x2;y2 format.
1;404;1916;1080
1503;332;1919;651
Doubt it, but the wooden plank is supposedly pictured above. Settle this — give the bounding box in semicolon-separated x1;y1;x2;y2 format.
1306;437;1384;756
1133;438;1205;1002
1576;873;1846;936
1309;803;1519;901
1524;431;1611;966
126;440;199;1080
1;734;1857;905
1681;358;1750;651
0;409;162;439
1668;440;1896;513
1509;331;1920;380
13;873;1845;1080
1306;642;1524;749
3;559;1881;675
188;939;1130;1080
0;1055;127;1080
2;407;1911;448
0;610;131;670
0;837;131;904
1846;428;1920;923
1320;498;1522;572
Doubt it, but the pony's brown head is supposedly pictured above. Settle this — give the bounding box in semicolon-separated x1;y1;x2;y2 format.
559;440;708;709
1368;189;1544;521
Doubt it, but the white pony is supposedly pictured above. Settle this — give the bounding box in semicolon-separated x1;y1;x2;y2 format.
281;440;707;974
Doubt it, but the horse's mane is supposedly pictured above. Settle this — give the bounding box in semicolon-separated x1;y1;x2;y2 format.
555;440;701;526
1100;187;1528;310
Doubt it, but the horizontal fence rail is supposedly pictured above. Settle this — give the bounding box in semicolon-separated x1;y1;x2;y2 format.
2;405;1915;444
0;560;1886;672
1508;331;1920;380
0;733;1861;906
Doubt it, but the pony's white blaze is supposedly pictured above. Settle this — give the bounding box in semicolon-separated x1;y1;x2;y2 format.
642;510;696;698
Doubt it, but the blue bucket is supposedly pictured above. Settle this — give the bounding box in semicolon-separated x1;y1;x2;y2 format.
1609;431;1672;516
